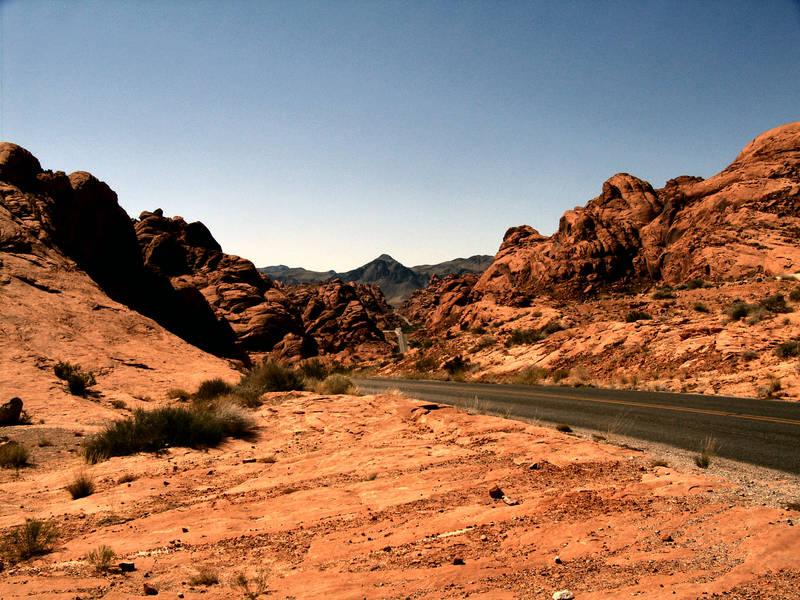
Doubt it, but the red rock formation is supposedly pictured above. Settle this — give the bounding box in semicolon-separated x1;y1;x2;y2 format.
401;273;480;328
282;279;397;356
472;122;800;306
1;142;396;362
135;210;311;355
0;143;241;358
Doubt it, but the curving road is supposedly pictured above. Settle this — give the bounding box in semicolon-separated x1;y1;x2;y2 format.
354;377;800;474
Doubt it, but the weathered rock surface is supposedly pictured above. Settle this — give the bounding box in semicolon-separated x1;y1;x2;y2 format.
470;122;800;306
135;210;309;355
0;143;241;359
135;211;397;359
1;142;396;361
282;279;398;356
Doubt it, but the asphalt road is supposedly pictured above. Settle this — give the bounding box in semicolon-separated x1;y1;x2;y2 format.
354;377;800;475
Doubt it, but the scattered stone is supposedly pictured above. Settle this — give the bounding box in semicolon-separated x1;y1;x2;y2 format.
480;535;488;542
488;485;504;499
182;527;189;533
501;495;519;506
552;591;575;600
118;561;136;572
452;558;465;565
143;583;158;595
661;533;674;542
242;458;257;464
0;397;23;425
554;555;563;564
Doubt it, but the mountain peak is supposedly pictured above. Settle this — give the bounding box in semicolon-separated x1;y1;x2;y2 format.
375;253;397;263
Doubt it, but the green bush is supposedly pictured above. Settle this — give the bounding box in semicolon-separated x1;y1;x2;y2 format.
505;329;543;347
724;300;758;321
625;310;652;323
53;360;80;380
67;371;96;396
83;406;236;463
1;518;58;564
774;339;800;359
0;441;30;469
298;359;327;380
471;334;497;352
443;356;468;375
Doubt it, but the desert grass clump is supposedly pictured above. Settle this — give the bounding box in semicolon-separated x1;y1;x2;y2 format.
110;399;127;410
760;293;792;314
317;374;357;395
86;544;116;573
652;286;676;299
692;302;710;313
685;278;708;290
193;378;234;402
298;358;328;380
83;406;229;463
789;287;800;302
205;398;257;438
774;339;800;359
515;365;548;385
625;310;652;323
66;470;95;499
505;329;544;347
0;441;30;470
540;320;566;336
694;436;718;468
239;361;305;394
166;388;191;402
234;570;270;599
1;518;58;564
189;566;220;586
724;300;759;322
551;368;570;383
470;334;497;352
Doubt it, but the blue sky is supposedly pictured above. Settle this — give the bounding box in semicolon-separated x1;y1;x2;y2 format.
2;1;799;270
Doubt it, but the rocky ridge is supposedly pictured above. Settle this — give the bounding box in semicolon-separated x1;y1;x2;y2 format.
0;142;397;363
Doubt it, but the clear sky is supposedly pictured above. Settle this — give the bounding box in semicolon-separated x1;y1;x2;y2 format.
1;1;798;271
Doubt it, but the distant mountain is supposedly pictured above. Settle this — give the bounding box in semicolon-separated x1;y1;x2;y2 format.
260;254;493;306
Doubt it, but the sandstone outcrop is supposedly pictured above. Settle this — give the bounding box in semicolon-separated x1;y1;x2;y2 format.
135;210;309;355
0;143;242;359
282;279;398;356
404;122;800;325
1;143;396;362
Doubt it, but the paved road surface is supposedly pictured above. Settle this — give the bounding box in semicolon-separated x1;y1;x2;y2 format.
354;377;800;474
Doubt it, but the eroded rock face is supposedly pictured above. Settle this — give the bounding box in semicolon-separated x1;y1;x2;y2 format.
470;122;800;306
135;211;397;359
0;144;242;359
402;273;480;329
282;279;396;356
136;210;308;355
